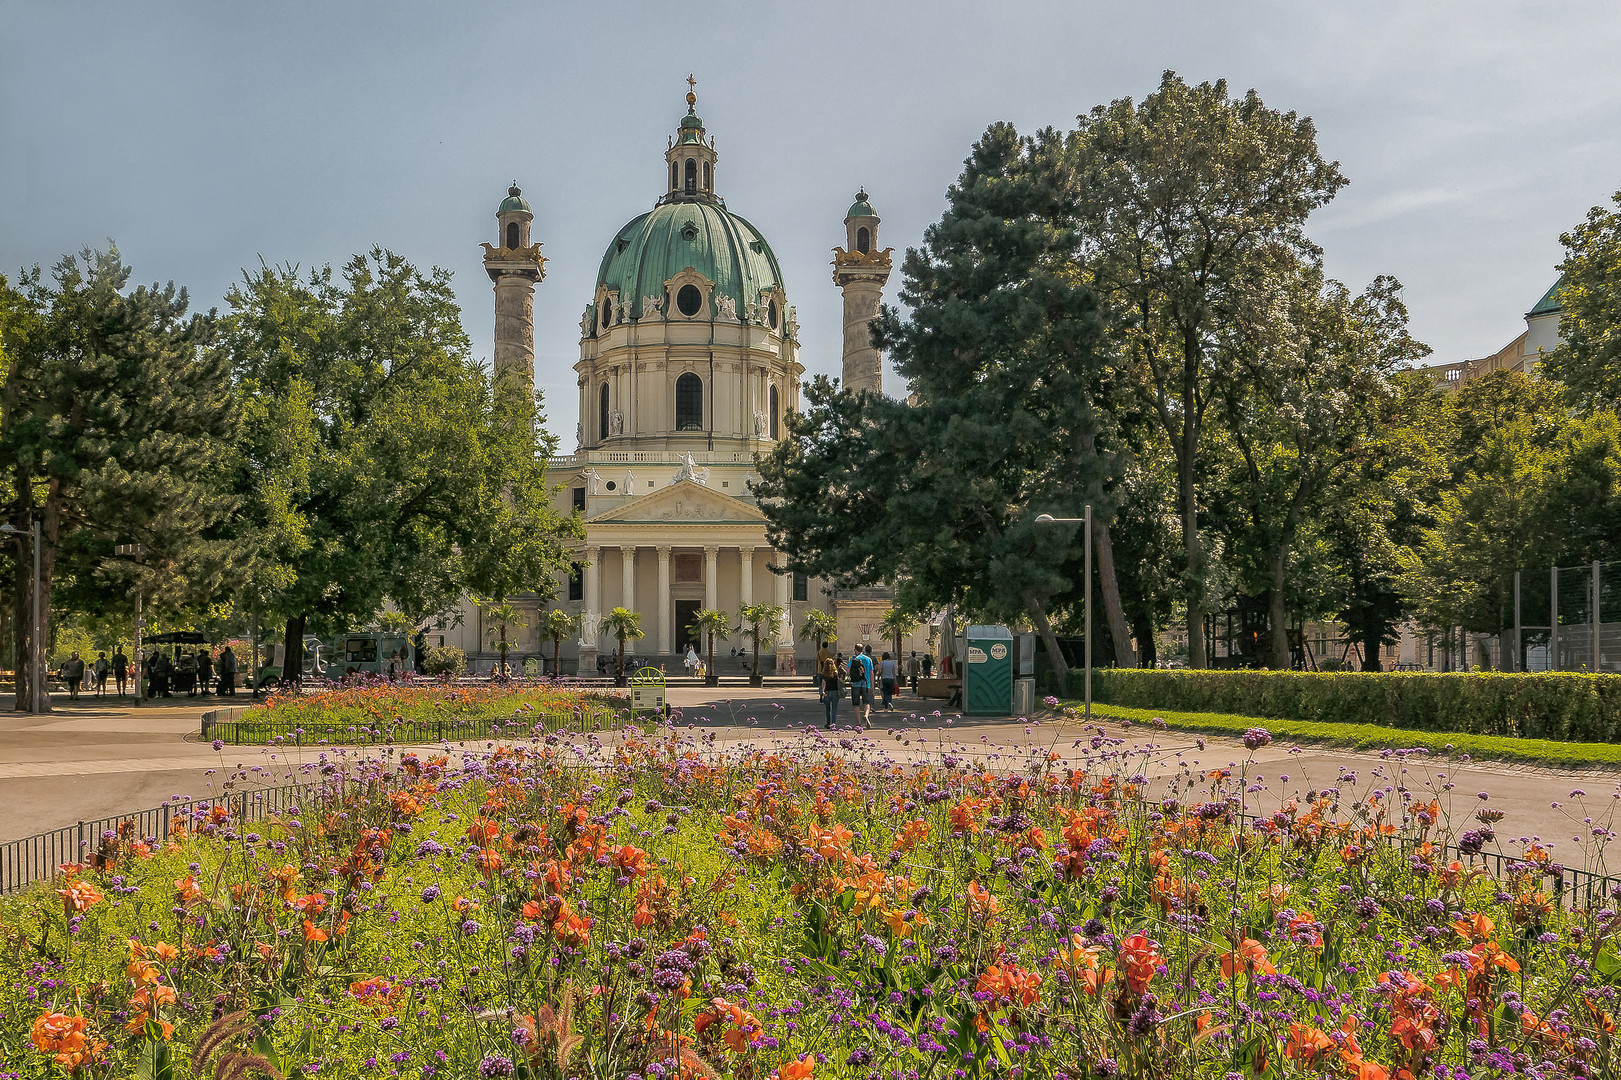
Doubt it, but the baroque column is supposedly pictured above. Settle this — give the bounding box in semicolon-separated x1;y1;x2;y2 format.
739;546;755;608
832;190;891;396
481;184;545;403
774;553;795;672
704;546;719;612
620;546;636;620
656;546;672;655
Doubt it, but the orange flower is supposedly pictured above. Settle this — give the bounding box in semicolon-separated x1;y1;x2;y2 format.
174;875;202;906
301;919;328;942
696;998;761;1054
1453;912;1494;941
966;880;1001;918
124;986;177;1035
31;1011;103;1070
1118;933;1162;996
976;964;1042;1007
882;908;928;938
56;878;103;914
774;1056;814;1080
1219;938;1276;979
612;844;652;878
1285;1023;1334;1064
892;819;929;854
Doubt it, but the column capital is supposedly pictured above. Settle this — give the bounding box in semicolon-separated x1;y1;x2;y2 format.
703;545;721;557
583;543;600;558
738;545;755;556
656;545;673;558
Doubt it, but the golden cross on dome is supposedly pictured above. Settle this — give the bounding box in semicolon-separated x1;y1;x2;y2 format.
686;73;697;110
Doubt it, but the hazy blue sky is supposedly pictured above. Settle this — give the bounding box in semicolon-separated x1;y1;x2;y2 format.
5;1;1620;445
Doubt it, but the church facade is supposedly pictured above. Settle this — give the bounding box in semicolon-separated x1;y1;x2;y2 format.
439;87;926;674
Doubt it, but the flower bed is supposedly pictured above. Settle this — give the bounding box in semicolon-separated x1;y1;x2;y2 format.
208;684;631;745
3;724;1618;1080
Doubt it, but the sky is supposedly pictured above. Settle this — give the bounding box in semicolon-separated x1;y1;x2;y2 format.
4;1;1621;447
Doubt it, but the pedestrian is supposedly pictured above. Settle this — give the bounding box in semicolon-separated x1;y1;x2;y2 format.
819;649;841;728
906;650;920;695
814;640;833;699
63;651;85;699
112;648;128;696
922;651;934;678
218;646;237;696
93;652;110;696
848;644;874;726
879;651;897;710
196;649;213;695
684;645;699;677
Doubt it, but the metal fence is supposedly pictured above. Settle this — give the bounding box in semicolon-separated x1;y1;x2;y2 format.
0;778;358;896
1510;561;1621;673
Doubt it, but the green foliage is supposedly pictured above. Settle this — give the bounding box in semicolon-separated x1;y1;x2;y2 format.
876;608;920;657
1093;668;1621;741
598;606;643;680
539;607;582;676
734;602;782;683
0;247;242;710
421;645;466;675
1545;188;1621;409
477;596;527;675
688;608;730;681
798;608;836;648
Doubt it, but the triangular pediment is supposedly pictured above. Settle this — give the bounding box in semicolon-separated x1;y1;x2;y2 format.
589;479;767;524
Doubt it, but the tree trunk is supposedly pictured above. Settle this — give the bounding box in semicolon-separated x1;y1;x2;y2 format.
1023;591;1068;697
1180;460;1206;669
553;636;562;677
750;633;762;687
1091;518;1136;669
706;633;718;687
1361;613;1382;672
1269;546;1291;670
284;614;307;684
1132;606;1158;668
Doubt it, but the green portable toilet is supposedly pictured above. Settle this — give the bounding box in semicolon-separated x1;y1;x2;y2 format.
963;624;1014;716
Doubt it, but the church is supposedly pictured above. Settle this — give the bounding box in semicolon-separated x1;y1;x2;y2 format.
439;85;924;675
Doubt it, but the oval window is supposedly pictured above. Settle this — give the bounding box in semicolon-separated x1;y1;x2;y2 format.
601;300;612;329
676;284;703;317
767;299;778;329
605;481;616;492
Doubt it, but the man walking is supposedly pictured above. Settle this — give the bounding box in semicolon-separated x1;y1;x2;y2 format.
906;651;920;695
218;645;237;696
848;644;874;726
63;651;86;699
93;652;110;696
112;647;129;696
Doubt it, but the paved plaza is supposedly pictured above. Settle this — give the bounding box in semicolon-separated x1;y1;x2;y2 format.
1;686;1618;877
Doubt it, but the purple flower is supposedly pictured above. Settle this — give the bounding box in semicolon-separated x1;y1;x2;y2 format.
420;885;441;902
478;1054;514;1079
211;739;224;751
1243;728;1272;751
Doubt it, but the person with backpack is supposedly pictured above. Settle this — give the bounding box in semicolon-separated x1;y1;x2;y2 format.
819;649;841;728
849;644;874;726
879;651;897;711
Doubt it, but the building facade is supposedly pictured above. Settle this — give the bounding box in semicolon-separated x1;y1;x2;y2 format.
438;88;927;674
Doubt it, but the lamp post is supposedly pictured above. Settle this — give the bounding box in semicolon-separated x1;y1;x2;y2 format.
1035;506;1091;721
0;521;43;714
114;544;143;703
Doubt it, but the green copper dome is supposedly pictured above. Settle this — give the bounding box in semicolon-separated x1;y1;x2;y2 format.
1529;275;1564;317
846;189;876;218
498;184;532;214
597;200;783;320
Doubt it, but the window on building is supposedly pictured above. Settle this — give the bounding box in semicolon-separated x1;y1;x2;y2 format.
769;384;780;439
572;487;586;512
675;284;703;317
675;372;703;430
599;383;611;441
567;566;583;602
601;299;612;330
1446;368;1461;381
767;299;778;329
856;226;870;254
684;159;696;194
793;572;807;602
506;221;520;249
670;161;678;190
703;161;710;190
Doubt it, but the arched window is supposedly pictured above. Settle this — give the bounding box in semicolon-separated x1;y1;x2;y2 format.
670;161;678;190
769;385;780;439
599;383;611;442
506;221;520;249
684;159;696;195
675;372;703;431
601;299;612;330
703;161;710;190
856;226;870;254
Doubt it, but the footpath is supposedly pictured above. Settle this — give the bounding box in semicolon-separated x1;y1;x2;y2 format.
0;689;1615;872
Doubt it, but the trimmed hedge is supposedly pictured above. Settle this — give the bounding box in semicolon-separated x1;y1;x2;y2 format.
1092;669;1621;743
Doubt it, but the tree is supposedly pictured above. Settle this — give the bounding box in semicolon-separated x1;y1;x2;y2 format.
540;607;581;677
1213;271;1428;667
688;608;730;687
799;608;836;651
876;608;920;664
1544;189;1621;409
597;607;643;686
760;123;1126;694
0;247;241;711
478;597;527;677
223;251;580;680
734;602;783;687
1073;71;1348;667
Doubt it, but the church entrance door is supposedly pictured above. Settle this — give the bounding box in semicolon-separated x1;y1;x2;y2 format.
674;599;702;659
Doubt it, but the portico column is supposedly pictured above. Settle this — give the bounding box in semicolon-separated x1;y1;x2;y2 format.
620;545;636;619
582;545;601;651
704;546;719;612
739;546;755;608
656;546;672;655
774;552;795;672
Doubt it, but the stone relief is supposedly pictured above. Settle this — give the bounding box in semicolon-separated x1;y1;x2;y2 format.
609;410;624;435
753;411;768;437
641;295;663;318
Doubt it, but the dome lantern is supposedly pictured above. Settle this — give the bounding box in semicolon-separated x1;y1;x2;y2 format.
664;75;717;200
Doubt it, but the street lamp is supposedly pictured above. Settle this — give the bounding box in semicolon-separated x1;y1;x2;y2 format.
1035;507;1092;722
0;520;43;715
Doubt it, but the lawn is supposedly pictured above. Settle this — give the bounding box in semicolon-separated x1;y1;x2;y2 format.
4;713;1620;1079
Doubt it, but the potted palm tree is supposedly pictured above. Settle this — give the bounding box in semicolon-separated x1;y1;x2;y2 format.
478;597;528;678
597;607;643;687
687;609;730;687
735;602;785;688
540;608;582;677
800;609;837;653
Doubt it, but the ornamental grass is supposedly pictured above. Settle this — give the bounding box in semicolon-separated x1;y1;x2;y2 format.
5;714;1621;1080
